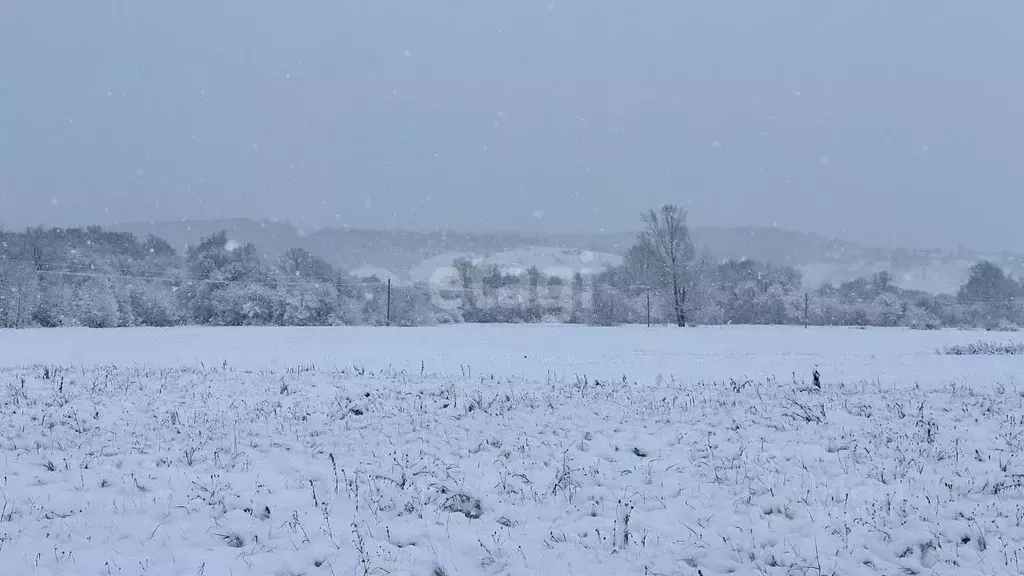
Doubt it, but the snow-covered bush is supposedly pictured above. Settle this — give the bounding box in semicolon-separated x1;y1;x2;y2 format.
939;341;1024;355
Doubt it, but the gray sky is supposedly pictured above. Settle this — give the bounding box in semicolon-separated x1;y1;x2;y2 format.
2;1;1022;251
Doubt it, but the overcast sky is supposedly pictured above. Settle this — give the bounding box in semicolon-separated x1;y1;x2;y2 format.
2;1;1022;250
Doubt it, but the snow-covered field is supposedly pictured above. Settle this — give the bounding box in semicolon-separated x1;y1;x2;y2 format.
2;325;1024;575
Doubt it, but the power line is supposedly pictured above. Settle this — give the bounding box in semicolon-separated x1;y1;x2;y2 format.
28;268;342;288
1;268;1020;306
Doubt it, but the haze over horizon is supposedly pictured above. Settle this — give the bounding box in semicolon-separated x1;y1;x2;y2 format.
3;1;1022;252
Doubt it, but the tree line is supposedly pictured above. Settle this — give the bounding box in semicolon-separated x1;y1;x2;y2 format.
0;227;445;329
1;210;1022;330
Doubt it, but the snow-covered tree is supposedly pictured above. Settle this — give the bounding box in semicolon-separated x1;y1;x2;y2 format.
958;261;1016;304
627;205;710;327
73;277;120;328
130;282;182;327
281;283;337;326
389;283;437;327
0;260;39;328
279;248;335;282
182;231;275;324
868;292;903;327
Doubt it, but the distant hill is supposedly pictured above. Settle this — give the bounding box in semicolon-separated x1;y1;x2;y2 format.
113;220;635;282
110;219;1024;295
113;219;306;260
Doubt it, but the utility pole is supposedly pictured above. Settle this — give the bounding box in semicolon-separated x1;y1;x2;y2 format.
646;288;651;327
386;278;392;326
804;292;809;328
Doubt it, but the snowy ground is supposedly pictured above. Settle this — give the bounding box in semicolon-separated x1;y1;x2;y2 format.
2;325;1024;575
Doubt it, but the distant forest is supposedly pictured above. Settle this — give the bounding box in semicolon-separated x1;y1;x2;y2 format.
2;212;1022;330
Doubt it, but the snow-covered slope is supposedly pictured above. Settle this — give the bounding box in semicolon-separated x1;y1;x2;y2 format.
407;246;623;285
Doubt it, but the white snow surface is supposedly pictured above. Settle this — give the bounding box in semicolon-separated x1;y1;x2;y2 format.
2;325;1024;576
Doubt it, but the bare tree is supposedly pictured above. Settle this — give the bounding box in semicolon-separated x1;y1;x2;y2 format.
635;205;704;327
279;248;336;282
452;257;477;318
525;266;542;321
